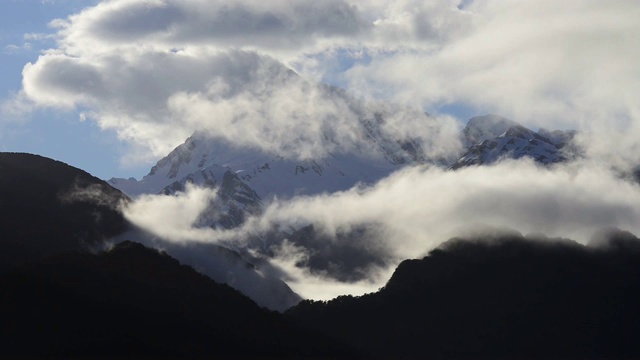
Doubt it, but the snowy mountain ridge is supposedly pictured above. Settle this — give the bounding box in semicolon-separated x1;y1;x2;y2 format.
108;113;578;236
462;114;520;147
109;123;425;201
109;114;576;200
452;115;576;169
106;113;578;311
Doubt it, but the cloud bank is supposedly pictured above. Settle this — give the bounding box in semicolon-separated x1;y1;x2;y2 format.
122;159;640;299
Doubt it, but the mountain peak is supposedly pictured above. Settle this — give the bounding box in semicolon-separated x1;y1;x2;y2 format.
452;119;575;169
462;115;519;147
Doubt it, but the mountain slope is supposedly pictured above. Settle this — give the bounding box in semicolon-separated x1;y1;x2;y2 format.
107;84;436;201
109;131;409;201
106;115;582;312
0;152;299;311
287;230;640;358
0;240;355;357
121;233;303;311
161;168;263;229
462;114;519;147
452;115;576;169
0;152;129;264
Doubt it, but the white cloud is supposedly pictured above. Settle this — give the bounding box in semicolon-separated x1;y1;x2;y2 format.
256;159;640;257
122;158;640;299
3;45;21;53
344;0;640;167
15;0;478;165
22;45;460;164
2;43;34;54
123;183;222;242
18;0;640;169
266;239;392;300
21;49;280;160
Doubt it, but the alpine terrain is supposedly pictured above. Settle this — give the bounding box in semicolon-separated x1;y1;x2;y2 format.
106;113;580;310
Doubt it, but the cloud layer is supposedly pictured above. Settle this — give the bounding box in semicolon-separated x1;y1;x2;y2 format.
122;159;640;299
15;0;640;169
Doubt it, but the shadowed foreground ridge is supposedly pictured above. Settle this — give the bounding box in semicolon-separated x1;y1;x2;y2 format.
287;230;640;358
0;152;129;264
0;241;356;357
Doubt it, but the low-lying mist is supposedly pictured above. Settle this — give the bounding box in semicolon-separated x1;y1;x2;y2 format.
121;157;640;300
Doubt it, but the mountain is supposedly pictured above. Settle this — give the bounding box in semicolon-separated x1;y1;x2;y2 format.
5;152;638;357
109;114;577;202
108;131;416;201
160;167;263;229
106;114;580;311
104;101;442;310
0;152;300;311
452;115;577;169
287;229;640;358
0;152;129;265
107;82;438;202
0;240;355;357
120;232;303;311
107;128;413;239
462;114;520;147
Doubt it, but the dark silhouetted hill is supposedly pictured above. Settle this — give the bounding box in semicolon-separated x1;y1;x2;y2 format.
0;152;129;265
287;230;640;358
0;240;356;357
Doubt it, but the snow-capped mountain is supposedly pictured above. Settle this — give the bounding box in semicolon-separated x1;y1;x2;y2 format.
462;114;520;147
109;128;424;203
107;78;440;202
108;112;578;310
110;113;578;201
451;115;576;169
160;167;262;230
107;104;436;310
109;114;579;230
